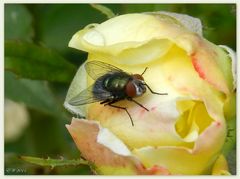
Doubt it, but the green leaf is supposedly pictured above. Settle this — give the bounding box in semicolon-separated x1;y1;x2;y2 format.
222;116;236;156
227;149;236;174
5;4;34;41
5;71;63;117
29;4;106;54
5;40;77;83
20;156;89;168
90;4;116;19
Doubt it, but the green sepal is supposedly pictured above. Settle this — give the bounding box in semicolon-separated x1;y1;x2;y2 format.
20;156;89;169
90;4;116;19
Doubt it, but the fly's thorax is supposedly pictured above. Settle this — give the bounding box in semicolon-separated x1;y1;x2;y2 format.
103;73;131;92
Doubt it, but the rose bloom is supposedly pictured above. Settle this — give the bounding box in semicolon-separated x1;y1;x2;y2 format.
64;12;236;175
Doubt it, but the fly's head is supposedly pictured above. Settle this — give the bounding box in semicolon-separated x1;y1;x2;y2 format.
133;79;146;96
126;74;146;97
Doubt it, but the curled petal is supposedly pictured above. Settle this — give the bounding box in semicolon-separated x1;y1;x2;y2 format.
66;118;148;175
68;13;190;65
132;119;226;175
212;154;230;175
187;37;233;94
145;11;203;35
64;63;87;117
219;45;236;91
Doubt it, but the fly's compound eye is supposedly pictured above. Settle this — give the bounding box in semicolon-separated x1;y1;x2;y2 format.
126;81;136;97
132;74;144;81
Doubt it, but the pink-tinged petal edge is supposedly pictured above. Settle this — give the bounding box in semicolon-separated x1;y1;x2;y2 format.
66;118;171;175
190;43;230;94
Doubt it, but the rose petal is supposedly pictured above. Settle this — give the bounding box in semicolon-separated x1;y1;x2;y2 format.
158;45;225;122
175;100;213;142
64;63;87;116
111;39;173;65
175;34;233;94
65;44;225;150
78;14;181;46
66;118;146;175
68;13;189;64
212;154;230;175
146;11;203;35
145;165;171;175
69;13;233;94
223;92;236;121
68;13;227;124
132;120;226;175
219;45;236;91
87;97;185;149
97;127;131;156
66;48;225;150
65;12;232;175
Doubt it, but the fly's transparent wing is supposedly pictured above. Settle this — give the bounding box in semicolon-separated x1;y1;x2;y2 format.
68;83;113;106
85;61;125;80
68;85;99;106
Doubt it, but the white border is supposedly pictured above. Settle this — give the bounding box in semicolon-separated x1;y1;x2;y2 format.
236;1;239;177
1;1;239;179
1;0;239;3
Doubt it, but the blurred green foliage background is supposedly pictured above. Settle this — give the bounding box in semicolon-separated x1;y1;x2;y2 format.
4;4;236;175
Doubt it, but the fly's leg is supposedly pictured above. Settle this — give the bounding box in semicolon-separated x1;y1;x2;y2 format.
105;100;134;126
109;104;134;126
127;98;149;111
100;99;111;105
73;113;82;119
144;83;168;95
141;67;167;95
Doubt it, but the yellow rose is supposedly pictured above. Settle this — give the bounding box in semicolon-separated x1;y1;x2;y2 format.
64;12;236;175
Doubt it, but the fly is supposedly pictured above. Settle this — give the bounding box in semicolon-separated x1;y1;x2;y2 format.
69;61;168;126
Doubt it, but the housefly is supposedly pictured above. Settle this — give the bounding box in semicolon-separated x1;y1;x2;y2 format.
69;61;168;126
